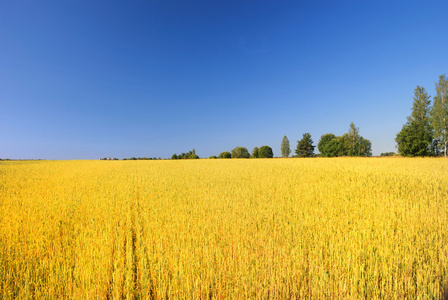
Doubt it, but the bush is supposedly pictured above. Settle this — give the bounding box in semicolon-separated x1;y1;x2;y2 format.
218;151;232;159
231;147;250;158
258;146;274;158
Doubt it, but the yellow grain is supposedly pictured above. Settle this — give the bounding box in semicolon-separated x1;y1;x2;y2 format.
0;158;447;298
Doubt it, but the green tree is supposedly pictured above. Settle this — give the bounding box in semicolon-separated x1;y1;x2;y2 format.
431;74;448;157
280;135;291;158
189;149;199;159
346;123;372;157
317;126;371;157
258;146;274;158
251;147;259;158
218;151;231;159
172;149;199;159
358;137;372;157
325;136;348;157
231;147;250;158
380;152;395;156
295;133;315;157
317;133;336;157
396;86;433;156
347;122;360;156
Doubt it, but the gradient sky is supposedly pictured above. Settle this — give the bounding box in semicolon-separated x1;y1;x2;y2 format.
2;0;448;159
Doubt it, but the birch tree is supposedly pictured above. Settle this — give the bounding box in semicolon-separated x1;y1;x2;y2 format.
431;74;448;157
280;135;291;158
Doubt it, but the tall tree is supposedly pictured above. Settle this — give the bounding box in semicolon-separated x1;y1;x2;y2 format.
347;122;360;156
295;133;315;157
396;86;433;156
280;135;291;158
431;74;448;157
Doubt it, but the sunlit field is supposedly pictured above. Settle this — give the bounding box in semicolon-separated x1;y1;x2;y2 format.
1;158;447;299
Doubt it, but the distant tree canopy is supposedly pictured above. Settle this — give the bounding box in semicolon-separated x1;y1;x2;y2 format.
209;155;217;159
380;152;396;156
218;151;232;159
295;133;315;157
123;157;161;160
231;147;250;158
258;146;274;158
251;147;259;158
281;135;291;158
171;149;199;160
318;123;372;157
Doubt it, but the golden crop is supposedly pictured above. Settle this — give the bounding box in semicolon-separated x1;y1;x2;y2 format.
1;158;447;299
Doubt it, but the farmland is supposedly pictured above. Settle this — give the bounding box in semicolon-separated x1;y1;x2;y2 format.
1;158;447;298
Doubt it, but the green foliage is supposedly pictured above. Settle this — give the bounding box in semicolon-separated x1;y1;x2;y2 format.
258;146;274;158
396;121;433;157
380;152;396;156
171;149;199;160
218;151;232;159
295;133;315;157
430;74;448;157
317;133;336;157
122;157;163;160
324;136;348;157
357;137;373;157
280;135;291;158
347;122;360;156
317;124;372;157
231;147;250;159
396;86;433;157
251;147;259;158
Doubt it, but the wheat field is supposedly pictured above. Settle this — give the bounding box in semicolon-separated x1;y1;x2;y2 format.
0;158;447;299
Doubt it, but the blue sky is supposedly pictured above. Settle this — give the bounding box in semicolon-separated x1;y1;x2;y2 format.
1;0;448;159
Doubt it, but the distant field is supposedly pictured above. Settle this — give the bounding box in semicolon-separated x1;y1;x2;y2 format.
1;158;447;299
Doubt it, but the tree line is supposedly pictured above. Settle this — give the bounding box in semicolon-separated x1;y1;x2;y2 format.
278;122;372;158
201;73;447;159
171;149;199;160
105;73;447;160
209;145;274;159
396;74;448;157
195;122;371;160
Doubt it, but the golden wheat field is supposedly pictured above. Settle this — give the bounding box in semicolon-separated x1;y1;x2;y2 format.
1;158;448;299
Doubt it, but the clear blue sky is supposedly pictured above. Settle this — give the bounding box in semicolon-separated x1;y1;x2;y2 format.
1;0;448;159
